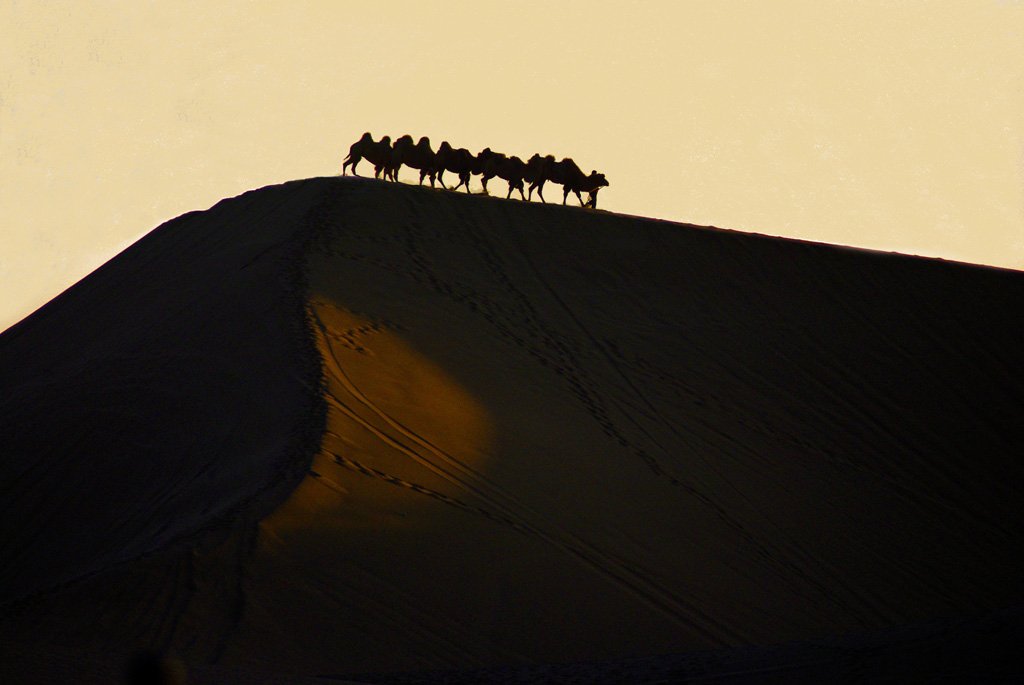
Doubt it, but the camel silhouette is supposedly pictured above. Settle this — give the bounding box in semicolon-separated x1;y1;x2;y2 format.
474;148;499;194
485;153;528;200
389;135;437;186
342;133;608;207
549;157;609;208
524;154;556;203
434;141;475;192
342;132;392;179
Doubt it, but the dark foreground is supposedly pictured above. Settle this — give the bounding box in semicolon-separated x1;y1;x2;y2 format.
3;177;1024;683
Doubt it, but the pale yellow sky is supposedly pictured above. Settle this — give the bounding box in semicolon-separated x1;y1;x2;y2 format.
3;1;1022;332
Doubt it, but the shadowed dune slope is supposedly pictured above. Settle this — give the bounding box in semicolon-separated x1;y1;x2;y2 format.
3;176;1024;682
0;178;330;603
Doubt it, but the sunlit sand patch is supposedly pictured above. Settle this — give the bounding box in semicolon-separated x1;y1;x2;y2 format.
260;299;494;542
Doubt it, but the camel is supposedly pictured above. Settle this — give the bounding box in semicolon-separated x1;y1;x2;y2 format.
474;148;500;193
342;132;392;179
489;154;528;200
472;148;527;198
476;149;530;199
549;157;609;208
434;141;475;192
389;135;437;186
524;154;556;203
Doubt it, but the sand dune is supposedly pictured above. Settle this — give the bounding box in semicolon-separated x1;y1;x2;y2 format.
2;176;1023;682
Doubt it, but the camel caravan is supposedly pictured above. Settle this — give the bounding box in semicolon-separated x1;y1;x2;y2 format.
342;132;609;209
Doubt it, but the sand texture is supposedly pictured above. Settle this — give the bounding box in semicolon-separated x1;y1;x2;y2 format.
2;177;1023;682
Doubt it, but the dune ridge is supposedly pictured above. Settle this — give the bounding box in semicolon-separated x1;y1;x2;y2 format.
3;176;1024;681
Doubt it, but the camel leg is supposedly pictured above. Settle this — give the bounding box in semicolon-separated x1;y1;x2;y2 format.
528;181;545;202
516;182;526;201
575;190;584;206
563;186;570;205
437;170;448;189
